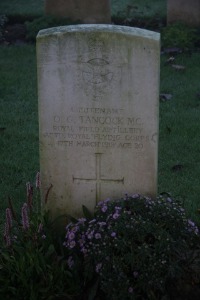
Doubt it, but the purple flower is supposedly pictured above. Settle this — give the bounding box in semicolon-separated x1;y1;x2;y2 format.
96;263;102;273
99;198;110;205
69;240;76;248
71;226;79;233
81;248;87;255
78;238;85;247
21;203;29;230
98;221;107;227
188;220;195;227
97;200;103;206
111;232;116;237
112;212;120;219
87;230;94;240
67;256;74;269
77;218;86;224
4;233;11;247
166;197;172;203
133;271;139;278
42;234;46;239
128;287;134;293
4;222;9;237
101;205;108;213
6;208;12;230
187;219;199;234
95;233;101;239
115;206;122;211
89;219;96;224
132;194;140;199
3;222;11;246
68;232;75;240
35;172;41;189
37;223;43;233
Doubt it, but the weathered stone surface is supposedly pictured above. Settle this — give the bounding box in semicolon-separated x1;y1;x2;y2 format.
44;0;111;24
37;25;160;219
167;0;200;26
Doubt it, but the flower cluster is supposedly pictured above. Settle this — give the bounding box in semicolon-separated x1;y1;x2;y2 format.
1;172;79;300
3;172;45;247
64;194;200;300
3;208;13;246
21;203;30;230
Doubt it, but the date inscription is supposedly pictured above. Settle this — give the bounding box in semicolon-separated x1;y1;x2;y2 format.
43;106;156;151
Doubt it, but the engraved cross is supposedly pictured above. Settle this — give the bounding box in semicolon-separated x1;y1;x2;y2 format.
73;153;124;203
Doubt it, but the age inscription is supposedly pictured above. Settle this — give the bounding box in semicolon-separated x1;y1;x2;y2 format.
43;106;154;151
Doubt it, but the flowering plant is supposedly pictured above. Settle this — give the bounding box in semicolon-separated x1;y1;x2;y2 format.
0;173;78;300
64;194;200;299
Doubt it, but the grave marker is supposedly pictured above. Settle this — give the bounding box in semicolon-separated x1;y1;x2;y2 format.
37;25;160;219
44;0;111;24
167;0;200;26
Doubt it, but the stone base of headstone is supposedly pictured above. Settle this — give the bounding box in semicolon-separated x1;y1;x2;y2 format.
167;0;200;26
44;0;111;24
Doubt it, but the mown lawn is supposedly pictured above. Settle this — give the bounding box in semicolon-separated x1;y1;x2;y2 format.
0;45;39;227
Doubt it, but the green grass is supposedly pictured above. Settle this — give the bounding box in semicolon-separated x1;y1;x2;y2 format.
0;0;43;20
112;0;166;20
159;53;200;221
0;46;39;226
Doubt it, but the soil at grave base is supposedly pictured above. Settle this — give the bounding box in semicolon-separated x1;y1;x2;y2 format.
1;23;27;45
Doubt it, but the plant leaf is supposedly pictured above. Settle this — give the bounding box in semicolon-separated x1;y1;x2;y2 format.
82;205;94;220
159;192;171;197
46;244;55;257
65;214;78;223
88;278;100;300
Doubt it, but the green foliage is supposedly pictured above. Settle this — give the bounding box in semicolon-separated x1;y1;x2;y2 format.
111;0;166;21
0;176;79;300
64;195;200;299
0;45;39;227
82;205;94;220
161;23;200;49
25;16;80;42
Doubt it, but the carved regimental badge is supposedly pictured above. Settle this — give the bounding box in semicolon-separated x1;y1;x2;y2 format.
82;58;113;84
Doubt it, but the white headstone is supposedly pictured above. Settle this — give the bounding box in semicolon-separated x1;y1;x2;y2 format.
37;25;160;219
167;0;200;26
45;0;111;24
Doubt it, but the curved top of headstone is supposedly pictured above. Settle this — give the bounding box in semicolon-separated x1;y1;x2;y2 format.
37;24;160;41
